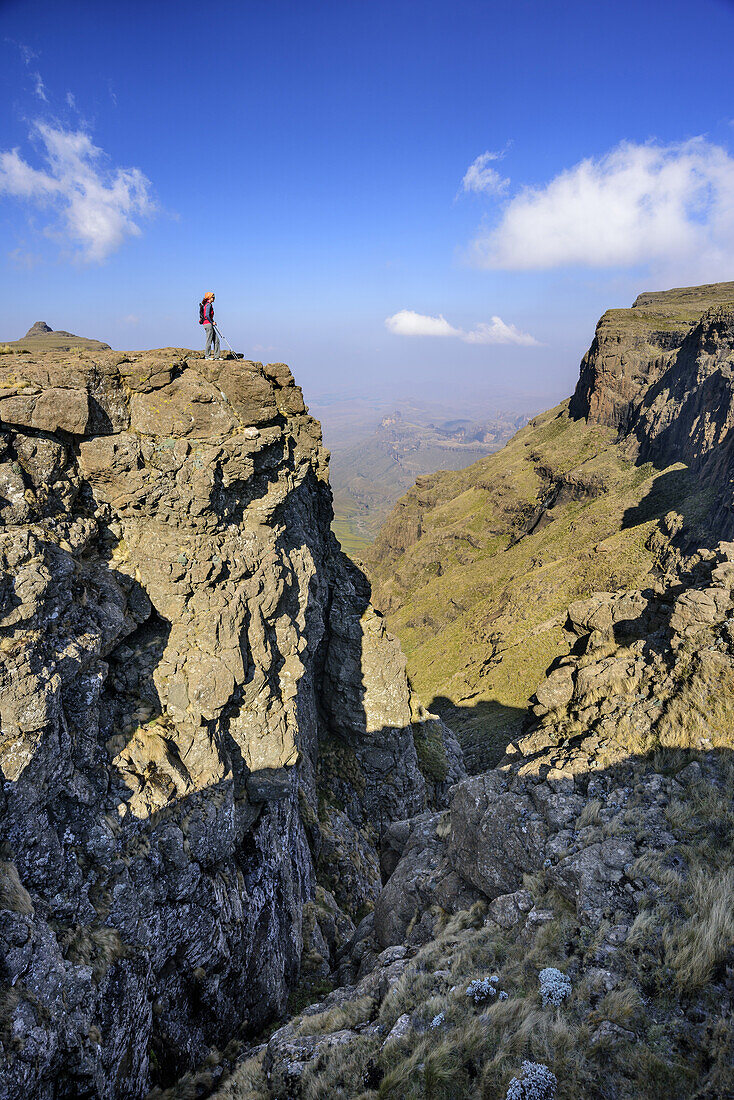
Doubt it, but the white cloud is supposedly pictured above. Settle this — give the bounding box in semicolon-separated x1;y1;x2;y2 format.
462;317;539;346
385;309;461;337
123;313;140;324
385;310;538;346
461;151;509;195
468;138;734;273
0;122;156;262
12;43;48;103
7;247;42;270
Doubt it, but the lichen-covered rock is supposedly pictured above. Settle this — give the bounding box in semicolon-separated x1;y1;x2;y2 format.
0;347;462;1099
447;771;549;899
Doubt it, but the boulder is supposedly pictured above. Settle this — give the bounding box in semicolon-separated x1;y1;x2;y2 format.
448;772;547;899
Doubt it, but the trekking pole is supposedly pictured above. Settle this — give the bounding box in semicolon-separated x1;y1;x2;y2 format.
213;324;242;360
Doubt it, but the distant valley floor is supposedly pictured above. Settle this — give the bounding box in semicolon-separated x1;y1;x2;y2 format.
312;396;531;555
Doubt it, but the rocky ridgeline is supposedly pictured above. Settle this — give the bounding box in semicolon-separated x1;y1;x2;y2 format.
0;347;462;1098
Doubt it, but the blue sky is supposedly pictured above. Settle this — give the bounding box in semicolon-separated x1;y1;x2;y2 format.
1;0;733;411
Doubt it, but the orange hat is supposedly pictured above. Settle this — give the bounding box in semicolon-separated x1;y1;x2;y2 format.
203;290;214;300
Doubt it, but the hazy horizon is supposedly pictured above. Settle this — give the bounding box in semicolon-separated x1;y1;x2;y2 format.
2;0;732;417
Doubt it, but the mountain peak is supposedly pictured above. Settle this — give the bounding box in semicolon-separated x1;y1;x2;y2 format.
24;320;53;337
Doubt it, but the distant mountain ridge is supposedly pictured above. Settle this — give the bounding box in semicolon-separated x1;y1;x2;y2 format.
2;320;111;351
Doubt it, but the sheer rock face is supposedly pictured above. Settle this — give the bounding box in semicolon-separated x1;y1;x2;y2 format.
570;284;734;534
570;282;734;432
0;349;462;1099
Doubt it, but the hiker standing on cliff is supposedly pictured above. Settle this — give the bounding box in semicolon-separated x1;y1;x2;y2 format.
199;291;221;360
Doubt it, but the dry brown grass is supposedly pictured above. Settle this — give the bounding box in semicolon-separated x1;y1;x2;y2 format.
0;861;33;914
575;800;603;828
655;652;734;752
297;996;375;1037
208;1052;269;1100
60;925;128;981
664;867;734;990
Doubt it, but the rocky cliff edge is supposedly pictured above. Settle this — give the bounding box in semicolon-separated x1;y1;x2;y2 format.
0;346;462;1098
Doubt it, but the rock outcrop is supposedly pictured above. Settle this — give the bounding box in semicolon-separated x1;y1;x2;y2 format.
2;323;111;352
0;347;462;1099
571;283;734;535
570;281;734;431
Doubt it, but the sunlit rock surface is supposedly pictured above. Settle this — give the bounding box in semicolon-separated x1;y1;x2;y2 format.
0;347;462;1098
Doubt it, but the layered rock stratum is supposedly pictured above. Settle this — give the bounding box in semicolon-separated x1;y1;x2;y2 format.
0;347;461;1098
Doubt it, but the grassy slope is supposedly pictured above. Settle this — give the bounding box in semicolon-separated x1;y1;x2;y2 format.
328;417;525;547
367;402;713;771
330;509;371;558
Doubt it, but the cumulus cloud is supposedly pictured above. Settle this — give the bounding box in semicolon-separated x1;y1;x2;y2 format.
385;310;538;346
462;316;539;346
385;309;461;337
0;122;156;262
468;138;734;272
461;151;509;195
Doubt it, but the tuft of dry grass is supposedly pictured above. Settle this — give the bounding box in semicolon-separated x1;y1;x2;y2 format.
0;861;33;914
60;925;128;982
297;996;375;1037
655;652;734;752
575;800;603;828
207;1052;269;1100
664;867;734;990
